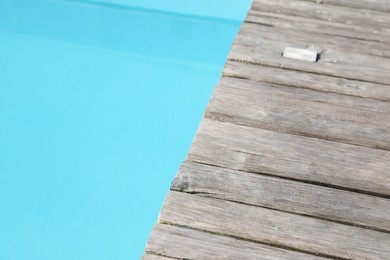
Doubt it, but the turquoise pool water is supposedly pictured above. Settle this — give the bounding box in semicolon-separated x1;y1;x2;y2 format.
0;0;251;259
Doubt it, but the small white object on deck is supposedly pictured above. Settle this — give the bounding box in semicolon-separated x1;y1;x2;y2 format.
283;47;318;62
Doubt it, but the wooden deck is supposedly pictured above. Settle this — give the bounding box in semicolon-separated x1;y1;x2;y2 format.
143;0;390;259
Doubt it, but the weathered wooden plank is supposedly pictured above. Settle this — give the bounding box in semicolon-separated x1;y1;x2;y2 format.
172;161;390;232
238;21;390;60
188;119;390;196
236;22;390;71
160;191;390;260
246;10;390;43
224;62;390;112
252;0;390;30
232;37;390;81
302;0;390;13
221;71;390;113
206;77;390;150
223;60;390;102
229;26;390;85
146;224;325;260
142;254;172;260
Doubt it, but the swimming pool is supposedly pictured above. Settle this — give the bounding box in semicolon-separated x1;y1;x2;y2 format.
0;0;251;259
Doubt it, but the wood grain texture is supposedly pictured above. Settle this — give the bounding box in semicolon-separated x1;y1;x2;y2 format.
229;24;390;85
172;161;390;232
145;224;325;260
224;60;390;101
142;254;173;260
302;0;390;13
246;10;390;43
252;0;390;31
188;119;390;197
205;77;390;150
237;21;390;60
160;191;390;260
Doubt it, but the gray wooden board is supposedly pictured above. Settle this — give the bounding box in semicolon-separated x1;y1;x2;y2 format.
246;10;390;43
223;60;390;102
205;77;390;150
302;0;390;13
229;46;390;86
236;22;390;71
252;0;390;31
172;161;390;232
188;119;390;197
145;224;326;260
238;22;390;60
229;26;390;85
232;34;390;79
160;191;390;260
142;254;172;260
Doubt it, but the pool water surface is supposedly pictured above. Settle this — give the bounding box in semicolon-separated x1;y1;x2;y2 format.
0;0;251;259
